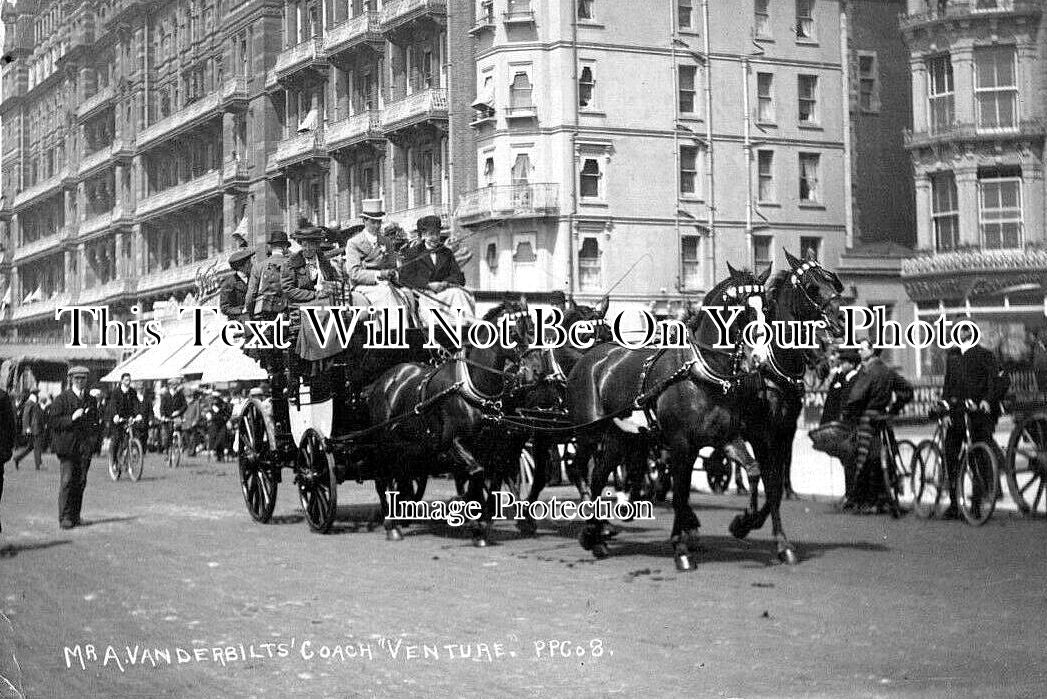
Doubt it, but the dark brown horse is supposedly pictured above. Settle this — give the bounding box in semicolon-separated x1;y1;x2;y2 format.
728;249;844;563
365;300;533;546
566;266;770;570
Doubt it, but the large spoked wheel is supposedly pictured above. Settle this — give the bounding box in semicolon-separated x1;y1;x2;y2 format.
958;442;998;526
704;449;731;494
238;402;278;524
296;429;337;534
911;439;945;518
168;431;183;469
125;439;144;482
1005;412;1047;517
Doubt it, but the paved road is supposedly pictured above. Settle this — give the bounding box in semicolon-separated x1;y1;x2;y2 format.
1;452;1045;698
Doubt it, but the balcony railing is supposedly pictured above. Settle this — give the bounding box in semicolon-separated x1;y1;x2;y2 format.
380;0;448;31
12;170;67;210
904;120;1046;148
326;11;382;56
900;0;1041;31
77;84;115;121
78;146;112;176
13;233;63;262
275;37;327;80
137;252;228;295
456;184;559;225
78;278;126;306
12;292;71;321
222;158;249;185
220;76;249;109
80;212;114;238
503;8;536;23
382;89;448;130
271;131;328;169
386;202;446;231
137;170;223;219
326;111;383;150
136;92;222;149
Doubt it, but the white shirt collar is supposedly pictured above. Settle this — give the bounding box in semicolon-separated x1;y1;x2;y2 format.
845;368;859;381
363;230;378;246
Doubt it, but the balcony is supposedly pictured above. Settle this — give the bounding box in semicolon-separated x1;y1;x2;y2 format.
900;0;1041;33
136;170;223;220
12;233;63;263
222;158;250;191
326;12;383;59
137;252;229;296
386;202;446;231
380;0;447;36
78;278;126;306
136;92;222;150
503;7;536;24
274;37;328;84
456;184;559;226
470;4;497;34
80;212;114;239
220;77;249;111
112;206;135;229
904;120;1046;149
382;89;448;132
326;111;384;151
902;244;1047;302
12;171;67;211
268;131;328;173
12;293;72;322
77;84;114;121
78;146;113;178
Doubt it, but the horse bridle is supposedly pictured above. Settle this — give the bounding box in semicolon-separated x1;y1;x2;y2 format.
789;260;842;321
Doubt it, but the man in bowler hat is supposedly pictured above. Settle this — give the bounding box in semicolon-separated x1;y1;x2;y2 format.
399;214;475;326
49;366;102;528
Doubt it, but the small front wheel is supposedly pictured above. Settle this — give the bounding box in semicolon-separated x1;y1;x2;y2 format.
125;439;144;482
958;442;998;526
168;431;183;469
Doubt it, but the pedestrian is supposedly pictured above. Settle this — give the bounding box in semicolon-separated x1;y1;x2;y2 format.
819;349;862;508
13;388;45;469
49;366;102;529
0;385;16;533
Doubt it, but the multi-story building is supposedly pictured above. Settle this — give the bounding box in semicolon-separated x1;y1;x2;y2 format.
900;0;1045;377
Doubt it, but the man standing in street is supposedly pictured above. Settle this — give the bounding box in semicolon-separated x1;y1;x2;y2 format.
49;366;101;529
818;349;862;508
13;388;45;469
0;385;16;532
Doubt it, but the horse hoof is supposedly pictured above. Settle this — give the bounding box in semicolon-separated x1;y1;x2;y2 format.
778;547;799;565
729;515;751;540
473;537;489;548
386;527;403;542
675;553;693;572
591;542;609;560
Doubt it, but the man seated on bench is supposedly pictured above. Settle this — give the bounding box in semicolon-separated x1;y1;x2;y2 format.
343;199;417;330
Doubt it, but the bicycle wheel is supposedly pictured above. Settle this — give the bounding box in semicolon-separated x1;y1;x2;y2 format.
1005;412;1047;517
169;431;183;469
108;448;121;481
896;439;916;499
879;440;902;518
911;439;945;518
125;439;144;482
958;442;998;526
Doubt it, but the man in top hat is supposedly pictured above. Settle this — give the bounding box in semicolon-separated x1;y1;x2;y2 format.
343;199;416;321
245;230;292;321
399;214;475;327
220;248;255;323
49;366;102;528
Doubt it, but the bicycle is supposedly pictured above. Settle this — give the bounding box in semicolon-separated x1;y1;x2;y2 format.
108;416;144;482
1003;404;1047;517
910;403;1000;526
160;416;184;468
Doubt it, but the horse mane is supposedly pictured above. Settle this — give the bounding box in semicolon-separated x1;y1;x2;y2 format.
764;269;792;298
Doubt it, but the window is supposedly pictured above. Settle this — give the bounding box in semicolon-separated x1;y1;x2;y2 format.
975;46;1018;130
757;72;774;122
579;66;595;108
679;65;697;114
513;235;538;291
858;53;879;112
753;235;773;269
483;156;495;188
757;150;775;201
509;72;533;110
799;236;820;261
931;172;959;252
680;145;699;195
678;0;694;30
927;55;954;133
681;235;701;289
578;0;595;20
799;153;820;202
798;75;818;123
579;237;602;292
485;242;498;271
755;0;770;38
478;0;494;24
580;159;602;199
795;0;814;39
979;167;1022;249
511;153;531;206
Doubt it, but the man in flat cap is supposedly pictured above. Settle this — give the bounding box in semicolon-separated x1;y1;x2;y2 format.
400;214;475;327
49;366;101;529
220;248;255;323
343;199;415;321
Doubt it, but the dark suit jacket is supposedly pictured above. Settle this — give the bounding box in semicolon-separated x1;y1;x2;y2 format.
107;387;141;422
400;245;465;289
820;369;858;425
160;390;188;419
842;357;913;424
49;388;101;459
942;345;1008;414
0;389;15;463
245;254;291;315
21;398;45;435
220;272;250;320
281;251;340;304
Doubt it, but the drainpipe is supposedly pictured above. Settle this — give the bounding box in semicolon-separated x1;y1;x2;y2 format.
701;0;715;285
742;53;753;270
444;28;453;228
671;4;682;295
840;0;854;250
568;0;579;295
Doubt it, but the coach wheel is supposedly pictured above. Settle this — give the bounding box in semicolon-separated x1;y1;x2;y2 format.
238;401;278;524
125;439;144;482
704;449;731;494
1005;412;1047;517
296;429;337;534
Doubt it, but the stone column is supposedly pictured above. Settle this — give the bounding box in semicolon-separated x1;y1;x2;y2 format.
955;166;979;247
1024;166;1044;246
64;248;76;295
951;42;975;128
1018;43;1037;126
115;230;126;279
132;223;144;276
914;173;932;251
910;55;928;135
77;242;89;291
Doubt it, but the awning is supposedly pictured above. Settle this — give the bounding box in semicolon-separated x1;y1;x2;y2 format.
181;342;267;383
100;333;199;382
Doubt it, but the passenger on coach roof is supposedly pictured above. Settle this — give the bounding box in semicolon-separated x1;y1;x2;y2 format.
342;199;416;319
398;214;475;328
